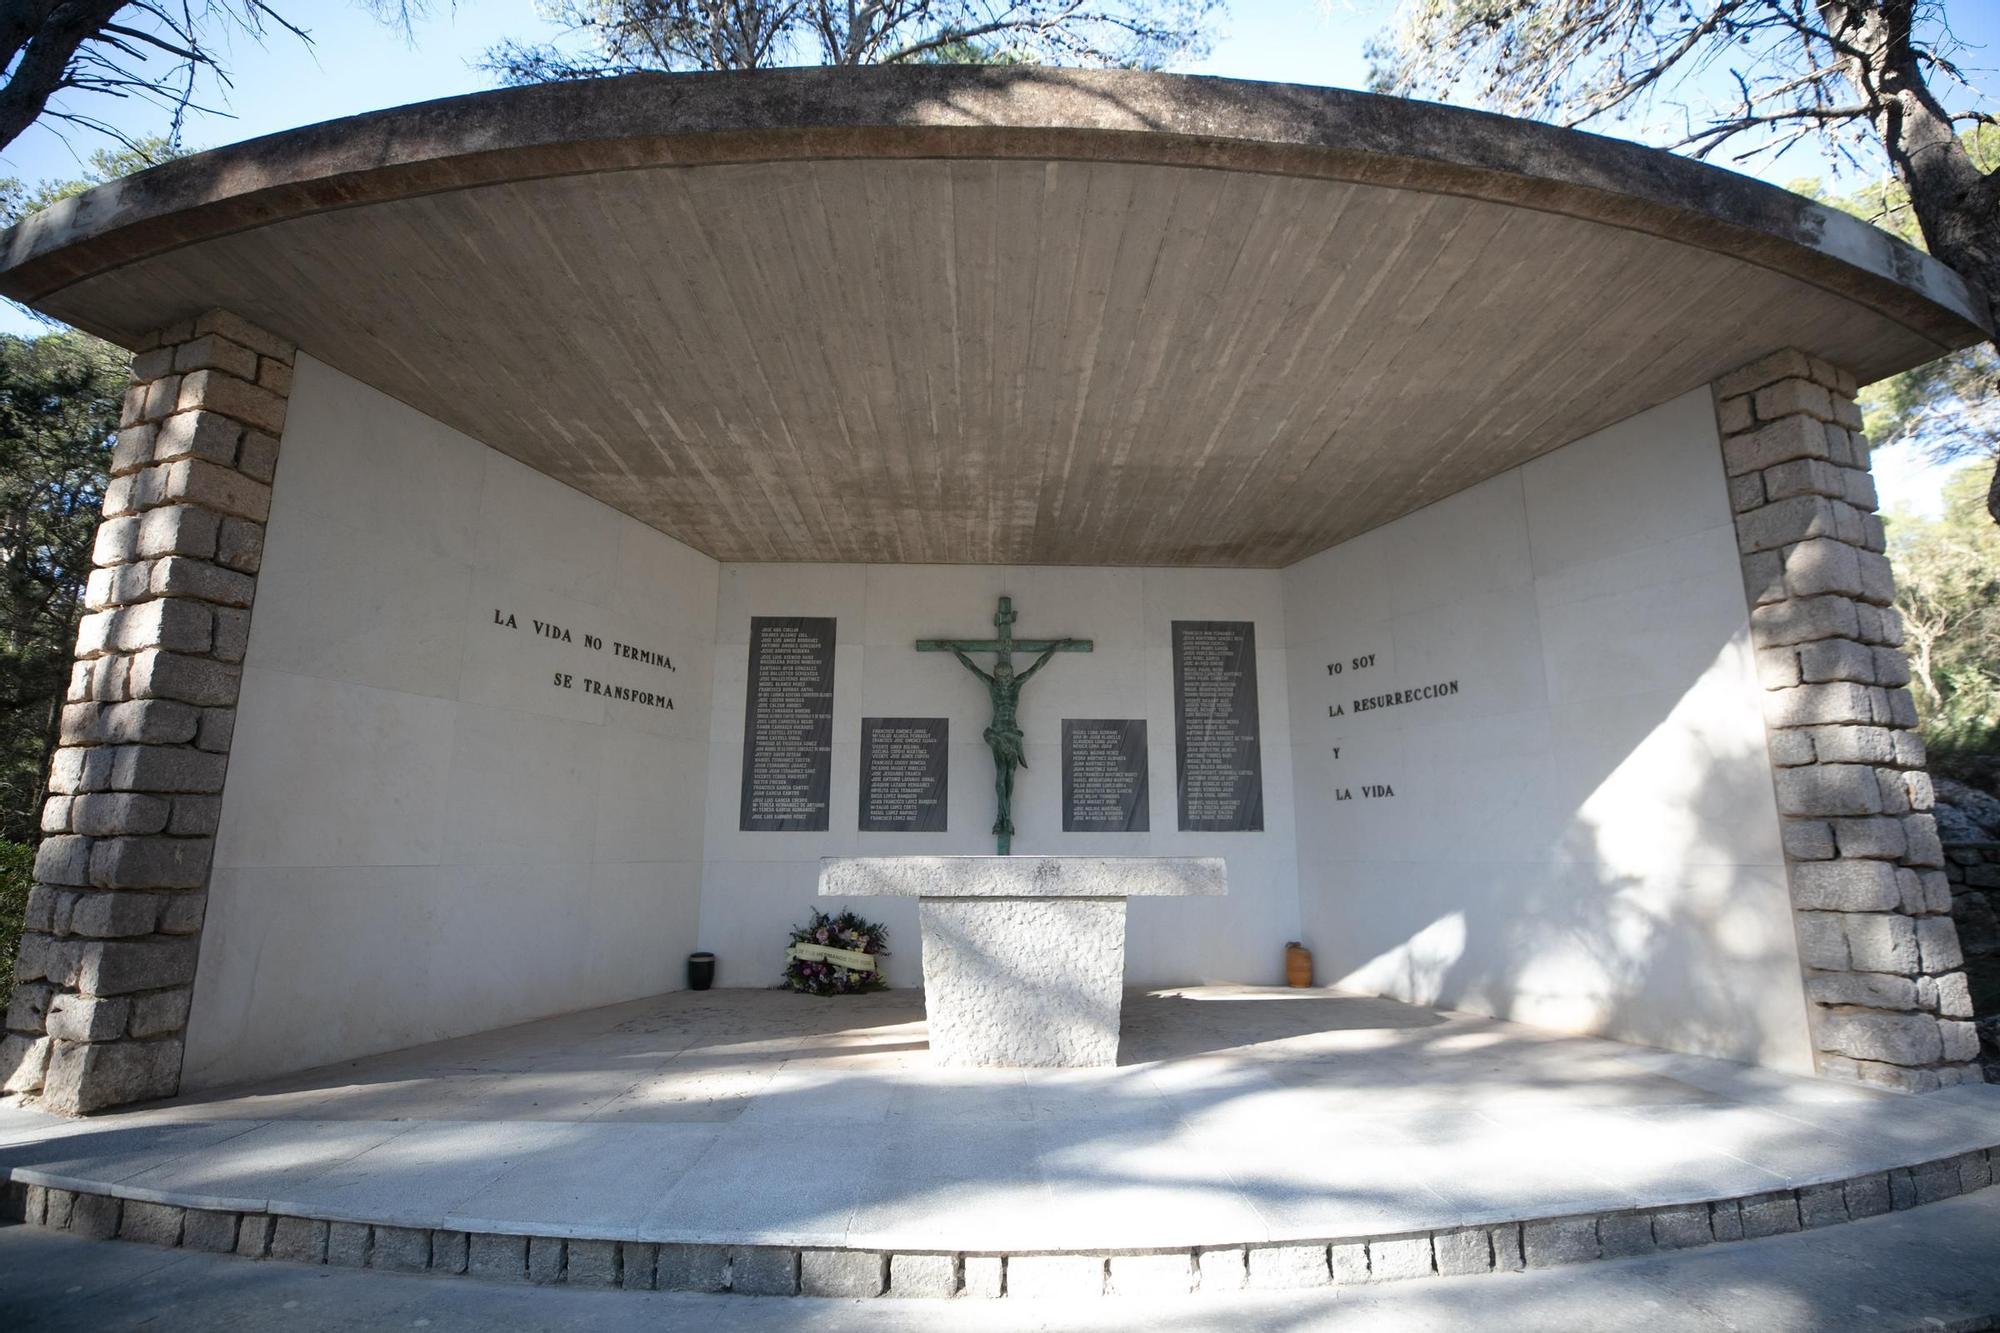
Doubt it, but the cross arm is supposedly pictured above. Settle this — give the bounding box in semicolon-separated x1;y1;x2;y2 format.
915;639;1094;652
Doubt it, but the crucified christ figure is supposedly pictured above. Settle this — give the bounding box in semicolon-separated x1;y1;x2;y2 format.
951;637;1073;840
916;596;1093;854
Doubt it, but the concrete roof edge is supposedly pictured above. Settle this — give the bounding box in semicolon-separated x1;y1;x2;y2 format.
2;66;1988;360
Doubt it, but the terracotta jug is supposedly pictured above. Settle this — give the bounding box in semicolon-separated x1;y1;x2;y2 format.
1284;941;1313;989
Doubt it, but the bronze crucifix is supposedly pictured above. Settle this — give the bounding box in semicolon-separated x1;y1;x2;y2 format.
917;596;1093;854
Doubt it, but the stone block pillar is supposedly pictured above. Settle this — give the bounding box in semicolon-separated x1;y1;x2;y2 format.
2;311;294;1114
1714;349;1979;1091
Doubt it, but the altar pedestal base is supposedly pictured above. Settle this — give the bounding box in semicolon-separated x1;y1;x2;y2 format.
919;897;1124;1067
819;856;1226;1069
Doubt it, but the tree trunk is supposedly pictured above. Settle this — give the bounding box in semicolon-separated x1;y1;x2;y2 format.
0;1;129;157
1910;633;1942;708
1823;0;2000;524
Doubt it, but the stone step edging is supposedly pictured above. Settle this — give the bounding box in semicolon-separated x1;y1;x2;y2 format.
5;1148;1996;1300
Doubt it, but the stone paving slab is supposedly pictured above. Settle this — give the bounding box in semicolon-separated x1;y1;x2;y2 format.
844;1121;1062;1252
637;1124;869;1246
443;1123;720;1239
1;1120;264;1192
1;987;1996;1268
269;1121;560;1230
90;1121;417;1212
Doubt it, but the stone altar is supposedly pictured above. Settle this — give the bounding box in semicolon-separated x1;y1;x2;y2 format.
819;856;1226;1067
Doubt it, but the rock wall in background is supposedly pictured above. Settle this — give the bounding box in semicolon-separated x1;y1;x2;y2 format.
1936;775;2000;1081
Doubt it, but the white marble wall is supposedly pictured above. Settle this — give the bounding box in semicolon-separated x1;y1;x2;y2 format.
189;364;1810;1084
1283;390;1814;1069
698;564;1302;989
183;357;719;1088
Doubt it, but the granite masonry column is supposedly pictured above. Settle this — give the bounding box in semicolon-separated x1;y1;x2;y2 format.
1714;349;1980;1091
1;311;293;1114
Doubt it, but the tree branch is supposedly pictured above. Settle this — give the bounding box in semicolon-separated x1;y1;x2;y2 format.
0;0;129;154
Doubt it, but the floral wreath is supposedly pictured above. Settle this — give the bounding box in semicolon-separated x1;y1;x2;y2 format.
783;907;890;995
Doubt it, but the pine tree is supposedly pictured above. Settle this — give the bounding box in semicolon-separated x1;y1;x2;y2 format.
0;331;126;842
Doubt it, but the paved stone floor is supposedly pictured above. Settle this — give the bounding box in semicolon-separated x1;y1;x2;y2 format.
5;1190;2000;1330
1;986;1997;1254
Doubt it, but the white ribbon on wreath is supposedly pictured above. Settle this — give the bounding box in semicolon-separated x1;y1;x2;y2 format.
786;942;878;973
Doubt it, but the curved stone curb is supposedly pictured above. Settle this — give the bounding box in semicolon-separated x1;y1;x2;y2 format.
8;1147;1994;1299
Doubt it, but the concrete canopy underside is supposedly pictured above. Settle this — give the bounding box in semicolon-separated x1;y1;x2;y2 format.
1;68;1986;567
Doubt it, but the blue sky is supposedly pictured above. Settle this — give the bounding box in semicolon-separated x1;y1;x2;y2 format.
4;0;1994;512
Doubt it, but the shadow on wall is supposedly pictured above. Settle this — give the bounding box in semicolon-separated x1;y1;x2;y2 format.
1306;618;1807;1069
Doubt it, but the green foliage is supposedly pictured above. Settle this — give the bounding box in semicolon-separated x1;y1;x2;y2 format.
1859;347;1999;468
1788;128;2000;252
783;908;890;996
0;143;184;846
1888;467;2000;758
0;839;29;985
0;332;128;842
0;136;186;229
1798;127;2000;470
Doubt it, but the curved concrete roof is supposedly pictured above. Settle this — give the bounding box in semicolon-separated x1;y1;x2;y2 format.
2;67;1987;566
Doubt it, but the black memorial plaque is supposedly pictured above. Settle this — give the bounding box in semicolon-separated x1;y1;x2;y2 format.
1062;719;1149;833
739;616;836;831
859;717;949;833
1173;620;1264;832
